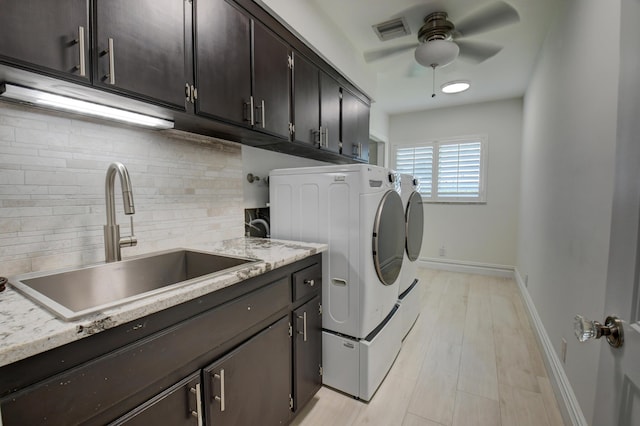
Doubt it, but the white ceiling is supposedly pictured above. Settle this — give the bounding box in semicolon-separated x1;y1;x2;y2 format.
309;0;559;115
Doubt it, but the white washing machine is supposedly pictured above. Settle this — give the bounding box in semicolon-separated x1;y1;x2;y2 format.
398;174;424;339
269;164;405;401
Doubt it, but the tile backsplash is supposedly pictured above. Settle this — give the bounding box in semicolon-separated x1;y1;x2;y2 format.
0;103;244;276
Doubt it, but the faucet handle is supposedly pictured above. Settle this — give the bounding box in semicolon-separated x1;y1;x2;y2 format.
119;216;137;248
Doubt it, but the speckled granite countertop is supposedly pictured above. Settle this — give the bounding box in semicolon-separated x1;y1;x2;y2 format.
0;238;326;368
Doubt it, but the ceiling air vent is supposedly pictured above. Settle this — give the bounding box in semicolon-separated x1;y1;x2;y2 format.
372;17;411;41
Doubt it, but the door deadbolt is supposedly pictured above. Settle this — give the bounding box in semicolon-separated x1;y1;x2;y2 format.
574;315;624;348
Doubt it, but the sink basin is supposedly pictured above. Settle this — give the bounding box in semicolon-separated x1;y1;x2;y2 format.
9;249;259;321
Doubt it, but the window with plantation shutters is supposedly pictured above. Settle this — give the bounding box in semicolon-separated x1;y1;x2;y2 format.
394;137;487;203
395;146;433;197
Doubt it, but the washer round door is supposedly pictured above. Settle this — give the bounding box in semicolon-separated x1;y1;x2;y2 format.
372;190;405;286
405;191;424;261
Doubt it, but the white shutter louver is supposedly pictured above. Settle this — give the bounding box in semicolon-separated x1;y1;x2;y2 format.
394;137;486;203
395;146;433;198
437;142;482;199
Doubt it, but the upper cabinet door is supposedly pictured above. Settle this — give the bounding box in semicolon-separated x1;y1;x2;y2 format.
342;89;370;162
252;22;291;140
319;71;341;154
356;98;371;162
0;0;89;82
95;0;188;110
195;0;251;126
341;89;359;152
292;52;320;146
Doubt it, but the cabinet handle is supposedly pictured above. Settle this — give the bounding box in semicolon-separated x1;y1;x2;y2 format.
324;127;329;147
318;126;324;147
214;369;225;412
297;311;307;341
303;279;315;287
259;99;266;129
76;26;86;77
189;383;203;426
244;96;255;126
105;38;115;85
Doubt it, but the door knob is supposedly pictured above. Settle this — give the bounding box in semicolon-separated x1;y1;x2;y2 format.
574;315;624;348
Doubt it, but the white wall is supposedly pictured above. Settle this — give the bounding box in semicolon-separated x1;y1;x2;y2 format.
516;1;620;423
390;98;523;267
0;103;244;276
242;145;328;208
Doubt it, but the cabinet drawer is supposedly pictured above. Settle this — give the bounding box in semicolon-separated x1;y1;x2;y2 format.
0;276;290;425
292;262;321;301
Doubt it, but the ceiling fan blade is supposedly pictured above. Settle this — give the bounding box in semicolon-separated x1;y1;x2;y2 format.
456;40;503;63
454;1;520;38
363;42;418;63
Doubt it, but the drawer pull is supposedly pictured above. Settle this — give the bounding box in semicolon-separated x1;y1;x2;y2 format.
303;279;315;287
214;370;225;412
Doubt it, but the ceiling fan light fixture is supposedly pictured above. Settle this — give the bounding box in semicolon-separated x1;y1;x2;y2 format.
414;40;459;68
441;80;471;94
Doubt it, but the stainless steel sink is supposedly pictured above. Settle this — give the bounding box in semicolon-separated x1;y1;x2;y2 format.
9;249;259;321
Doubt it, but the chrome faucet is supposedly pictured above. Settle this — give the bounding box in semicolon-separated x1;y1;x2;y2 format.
104;162;137;262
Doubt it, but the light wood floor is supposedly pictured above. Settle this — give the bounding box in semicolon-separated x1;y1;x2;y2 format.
293;268;566;426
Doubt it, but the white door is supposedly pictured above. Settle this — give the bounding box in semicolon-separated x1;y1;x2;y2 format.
585;0;640;424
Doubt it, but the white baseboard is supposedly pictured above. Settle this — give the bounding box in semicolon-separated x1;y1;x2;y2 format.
418;257;515;278
514;268;588;426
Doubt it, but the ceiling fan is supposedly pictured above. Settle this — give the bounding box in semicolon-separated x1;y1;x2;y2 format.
364;1;520;70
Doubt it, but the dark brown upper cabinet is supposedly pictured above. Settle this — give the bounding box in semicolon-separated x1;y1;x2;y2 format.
94;0;190;110
0;0;90;82
319;71;341;154
342;88;370;162
252;21;291;139
195;0;290;140
194;0;252;125
0;0;371;164
292;52;320;147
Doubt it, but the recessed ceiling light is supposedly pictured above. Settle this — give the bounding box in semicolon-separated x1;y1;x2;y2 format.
441;81;470;94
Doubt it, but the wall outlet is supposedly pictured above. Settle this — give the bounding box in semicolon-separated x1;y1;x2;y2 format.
439;245;446;257
561;338;567;363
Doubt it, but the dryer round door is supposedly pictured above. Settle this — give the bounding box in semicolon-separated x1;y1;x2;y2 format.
372;190;405;286
405;191;424;261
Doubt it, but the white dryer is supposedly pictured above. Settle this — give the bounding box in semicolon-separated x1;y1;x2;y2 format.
269;164;405;401
398;174;424;339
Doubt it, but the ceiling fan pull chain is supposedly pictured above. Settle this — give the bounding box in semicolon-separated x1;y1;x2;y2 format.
431;65;436;98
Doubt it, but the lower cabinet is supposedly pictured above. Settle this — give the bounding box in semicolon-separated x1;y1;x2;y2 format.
293;295;322;412
0;254;323;426
111;317;292;426
204;317;291;425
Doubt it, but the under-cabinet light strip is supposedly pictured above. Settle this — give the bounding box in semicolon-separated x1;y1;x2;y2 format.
0;83;174;130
